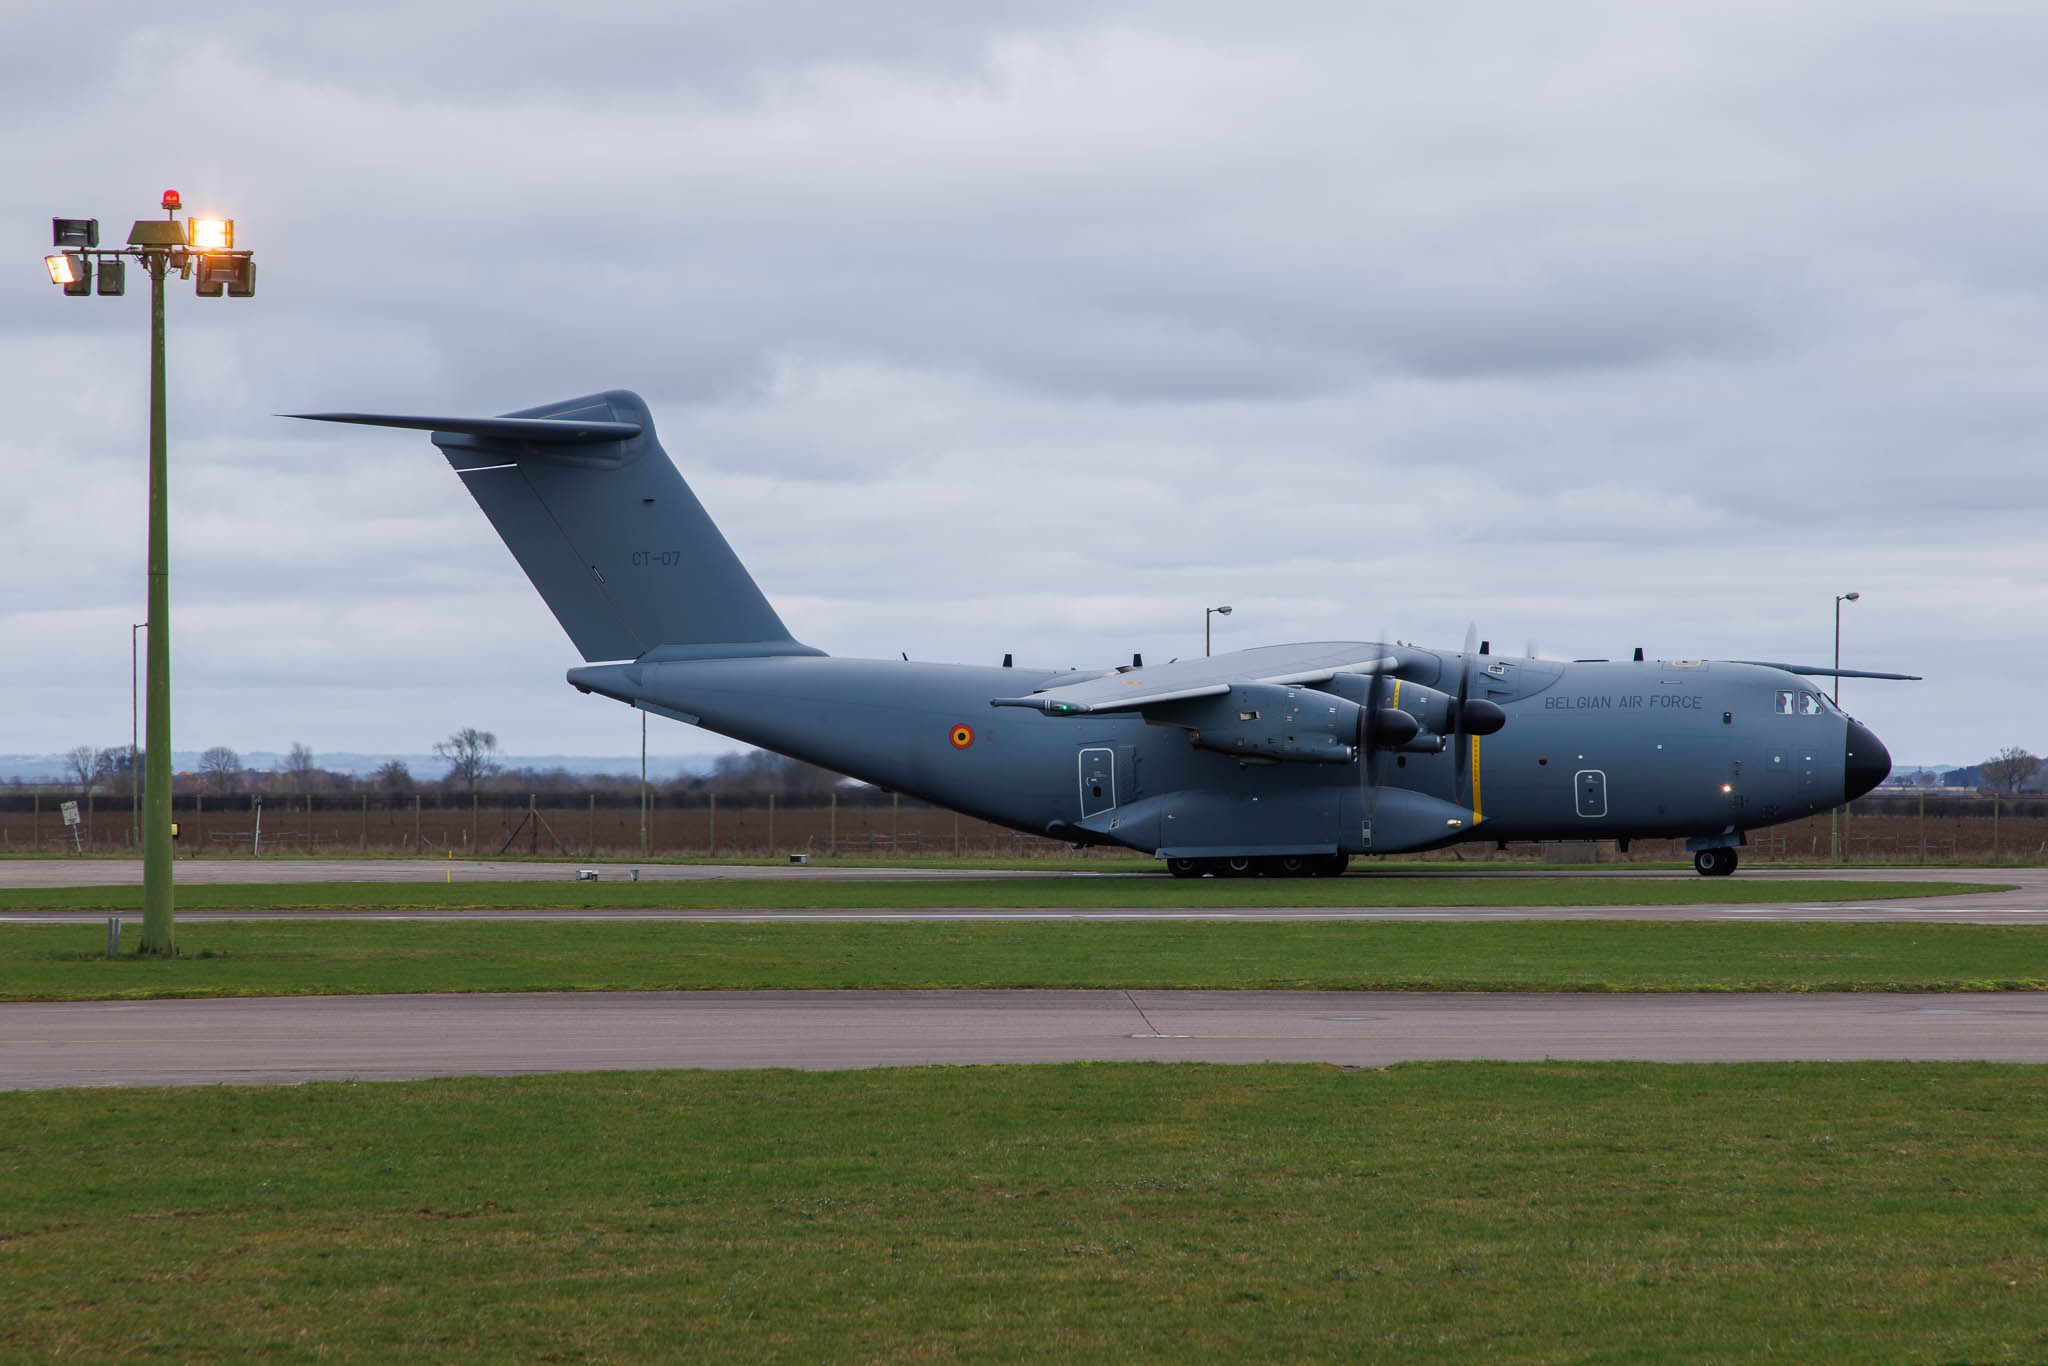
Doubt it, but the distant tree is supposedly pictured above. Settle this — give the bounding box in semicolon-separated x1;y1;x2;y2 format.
1980;747;2041;795
64;746;97;795
199;746;242;794
279;742;316;793
374;759;414;792
705;750;846;800
434;728;501;797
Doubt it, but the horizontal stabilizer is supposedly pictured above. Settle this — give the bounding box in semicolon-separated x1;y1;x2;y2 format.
287;412;642;444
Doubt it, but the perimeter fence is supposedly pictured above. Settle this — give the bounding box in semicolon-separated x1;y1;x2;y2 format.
2;788;2041;864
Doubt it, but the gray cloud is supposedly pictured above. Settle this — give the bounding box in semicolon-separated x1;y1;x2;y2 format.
5;0;2045;766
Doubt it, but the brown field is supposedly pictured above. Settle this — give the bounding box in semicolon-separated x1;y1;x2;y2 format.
2;791;2041;865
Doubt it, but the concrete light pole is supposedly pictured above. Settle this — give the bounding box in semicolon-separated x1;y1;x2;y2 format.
43;195;257;954
131;621;145;851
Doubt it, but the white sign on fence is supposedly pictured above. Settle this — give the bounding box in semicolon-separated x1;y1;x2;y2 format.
60;801;80;827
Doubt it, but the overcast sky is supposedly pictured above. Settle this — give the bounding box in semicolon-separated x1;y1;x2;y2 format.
4;0;2044;771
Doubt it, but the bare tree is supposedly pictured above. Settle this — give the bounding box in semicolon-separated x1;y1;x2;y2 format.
277;742;317;793
65;746;98;794
374;759;414;792
64;746;118;840
199;746;242;794
1980;747;2042;794
434;728;501;797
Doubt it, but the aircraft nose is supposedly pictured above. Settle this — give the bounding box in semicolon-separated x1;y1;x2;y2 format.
1844;719;1890;802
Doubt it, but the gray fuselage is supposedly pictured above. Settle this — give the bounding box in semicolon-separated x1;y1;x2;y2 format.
570;647;1887;859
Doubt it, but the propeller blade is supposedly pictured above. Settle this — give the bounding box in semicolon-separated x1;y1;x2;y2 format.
1361;631;1393;828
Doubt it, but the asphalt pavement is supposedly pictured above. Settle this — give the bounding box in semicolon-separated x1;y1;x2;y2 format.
6;989;2044;1089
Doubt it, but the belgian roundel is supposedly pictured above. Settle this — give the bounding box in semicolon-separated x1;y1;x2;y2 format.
950;725;975;750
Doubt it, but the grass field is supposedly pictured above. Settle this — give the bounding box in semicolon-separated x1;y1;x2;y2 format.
6;919;2048;1000
3;1063;2043;1362
0;875;1999;913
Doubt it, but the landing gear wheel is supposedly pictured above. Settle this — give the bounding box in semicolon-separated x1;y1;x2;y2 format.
1314;854;1351;877
1223;856;1255;877
1274;855;1310;877
1693;848;1738;877
1167;858;1202;879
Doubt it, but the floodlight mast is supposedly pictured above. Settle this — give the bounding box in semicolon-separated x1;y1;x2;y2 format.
41;192;259;956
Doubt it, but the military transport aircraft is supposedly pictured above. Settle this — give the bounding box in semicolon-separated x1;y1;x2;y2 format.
294;390;1910;877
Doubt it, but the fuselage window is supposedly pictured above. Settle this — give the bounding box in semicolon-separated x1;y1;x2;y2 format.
1776;690;1795;715
1798;691;1824;716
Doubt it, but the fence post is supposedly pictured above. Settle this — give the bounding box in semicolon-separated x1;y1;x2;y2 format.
1918;789;1925;863
414;793;422;852
768;794;776;856
588;791;595;857
471;792;478;854
708;793;716;856
829;791;837;856
196;792;204;850
891;792;899;855
361;793;368;851
1993;793;2000;860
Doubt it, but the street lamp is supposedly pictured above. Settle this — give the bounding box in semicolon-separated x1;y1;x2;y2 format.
1831;590;1860;863
1205;605;1232;657
1832;591;1860;706
42;193;259;955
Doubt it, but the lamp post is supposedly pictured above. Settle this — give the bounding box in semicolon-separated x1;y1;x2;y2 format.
1205;604;1232;657
44;195;257;955
1831;590;1860;863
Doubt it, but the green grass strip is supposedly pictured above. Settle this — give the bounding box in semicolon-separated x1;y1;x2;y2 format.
0;875;1999;913
2;1063;2044;1362
5;919;2048;1000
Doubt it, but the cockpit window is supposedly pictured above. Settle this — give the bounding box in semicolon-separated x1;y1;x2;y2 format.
1776;690;1795;715
1798;691;1824;716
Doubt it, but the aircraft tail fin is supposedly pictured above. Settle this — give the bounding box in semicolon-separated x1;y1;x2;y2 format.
291;390;819;663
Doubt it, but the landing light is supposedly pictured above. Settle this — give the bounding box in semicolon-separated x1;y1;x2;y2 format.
1721;783;1733;793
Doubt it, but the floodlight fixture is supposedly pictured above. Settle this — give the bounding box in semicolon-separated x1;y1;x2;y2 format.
195;254;255;298
96;258;125;296
52;252;93;296
186;218;232;250
52;217;99;248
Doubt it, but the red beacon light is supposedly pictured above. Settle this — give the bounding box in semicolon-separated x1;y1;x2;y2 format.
161;190;181;211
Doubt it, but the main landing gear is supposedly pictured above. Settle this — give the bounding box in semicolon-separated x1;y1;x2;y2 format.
1692;847;1739;877
1167;854;1351;879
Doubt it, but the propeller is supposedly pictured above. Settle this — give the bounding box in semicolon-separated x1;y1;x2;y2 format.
1448;624;1508;817
1358;633;1418;837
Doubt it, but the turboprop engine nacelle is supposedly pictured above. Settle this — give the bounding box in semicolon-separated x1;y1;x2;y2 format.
1150;683;1362;764
1322;675;1505;749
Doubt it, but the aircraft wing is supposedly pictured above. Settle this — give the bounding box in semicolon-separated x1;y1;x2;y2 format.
991;646;1399;715
1728;661;1922;681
